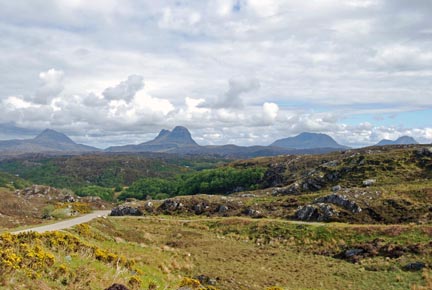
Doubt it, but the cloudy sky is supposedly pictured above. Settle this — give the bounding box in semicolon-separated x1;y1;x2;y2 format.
0;0;431;148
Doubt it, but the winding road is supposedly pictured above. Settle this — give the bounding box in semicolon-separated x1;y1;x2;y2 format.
10;210;328;235
12;210;111;234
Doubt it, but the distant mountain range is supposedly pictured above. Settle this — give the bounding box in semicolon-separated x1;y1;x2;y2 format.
0;129;99;154
270;132;349;150
375;136;418;146
0;126;422;158
106;126;349;157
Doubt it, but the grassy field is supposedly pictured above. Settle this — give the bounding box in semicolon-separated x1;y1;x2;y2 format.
1;216;431;290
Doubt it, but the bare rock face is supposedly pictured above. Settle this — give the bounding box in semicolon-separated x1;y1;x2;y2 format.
110;205;142;216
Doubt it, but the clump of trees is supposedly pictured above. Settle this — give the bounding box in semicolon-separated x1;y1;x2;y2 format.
119;166;266;201
118;178;175;200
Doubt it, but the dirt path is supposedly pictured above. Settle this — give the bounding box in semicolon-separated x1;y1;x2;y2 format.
12;210;111;234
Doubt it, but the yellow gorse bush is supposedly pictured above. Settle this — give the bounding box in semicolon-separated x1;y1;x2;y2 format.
0;229;136;284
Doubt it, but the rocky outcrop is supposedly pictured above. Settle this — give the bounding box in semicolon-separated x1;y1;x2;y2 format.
315;194;362;213
110;205;142;216
334;239;425;263
362;179;376;186
332;185;342;192
194;274;217;286
272;183;300;195
15;185;77;202
295;193;361;221
301;177;326;191
415;147;432;157
243;208;264;218
403;262;426;271
104;284;130;290
295;203;338;221
160;199;184;212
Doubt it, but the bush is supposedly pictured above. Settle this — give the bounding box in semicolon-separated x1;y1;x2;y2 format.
75;186;115;201
42;205;56;219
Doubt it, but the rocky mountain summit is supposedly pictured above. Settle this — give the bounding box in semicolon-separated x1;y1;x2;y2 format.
106;126;200;153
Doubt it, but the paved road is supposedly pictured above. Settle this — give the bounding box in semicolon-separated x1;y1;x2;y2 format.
12;210;111;234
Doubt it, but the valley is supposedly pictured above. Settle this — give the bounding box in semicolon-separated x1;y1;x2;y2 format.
0;143;431;289
2;2;432;289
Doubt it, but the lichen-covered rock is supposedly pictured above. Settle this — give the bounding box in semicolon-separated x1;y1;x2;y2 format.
315;194;362;213
194;274;217;286
302;178;325;191
295;203;337;221
272;182;300;195
332;185;342;192
362;179;376;186
218;205;229;213
244;208;263;218
110;205;142;216
64;195;76;202
160;199;183;211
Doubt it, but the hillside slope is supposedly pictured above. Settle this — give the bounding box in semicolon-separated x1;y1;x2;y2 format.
113;144;432;224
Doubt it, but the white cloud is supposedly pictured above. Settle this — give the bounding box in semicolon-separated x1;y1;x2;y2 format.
248;0;280;17
372;45;432;70
0;0;431;147
33;69;64;104
3;96;33;110
158;6;202;33
262;102;279;124
201;78;260;109
102;75;144;102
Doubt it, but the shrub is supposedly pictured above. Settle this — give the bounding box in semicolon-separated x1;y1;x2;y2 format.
76;186;115;201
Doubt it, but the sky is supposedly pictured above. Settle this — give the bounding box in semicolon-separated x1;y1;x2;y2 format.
0;0;431;148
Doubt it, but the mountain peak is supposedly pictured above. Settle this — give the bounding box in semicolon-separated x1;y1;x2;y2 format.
376;136;418;146
395;136;418;144
150;126;198;146
271;132;348;150
156;129;171;138
34;129;75;144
